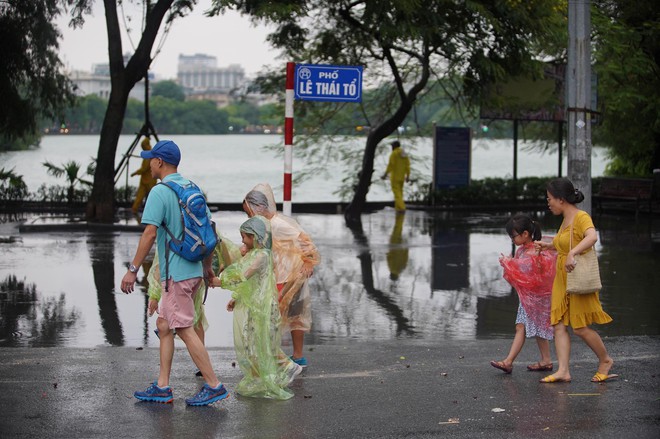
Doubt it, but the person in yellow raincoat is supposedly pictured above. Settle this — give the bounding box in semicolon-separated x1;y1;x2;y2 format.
131;137;158;213
243;184;320;368
381;140;410;212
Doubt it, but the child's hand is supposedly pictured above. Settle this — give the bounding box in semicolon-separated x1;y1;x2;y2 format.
204;265;215;281
209;276;221;288
226;299;235;312
534;240;550;252
239;244;248;257
148;299;159;317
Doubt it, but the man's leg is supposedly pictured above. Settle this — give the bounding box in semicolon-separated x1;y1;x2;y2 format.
156;316;175;388
177;326;220;388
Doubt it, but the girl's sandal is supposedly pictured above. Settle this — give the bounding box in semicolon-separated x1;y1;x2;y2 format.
527;362;553;372
490;360;512;374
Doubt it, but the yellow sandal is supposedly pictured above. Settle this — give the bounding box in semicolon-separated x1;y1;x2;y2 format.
591;372;619;382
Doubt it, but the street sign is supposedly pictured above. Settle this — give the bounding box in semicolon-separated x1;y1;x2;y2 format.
294;64;363;102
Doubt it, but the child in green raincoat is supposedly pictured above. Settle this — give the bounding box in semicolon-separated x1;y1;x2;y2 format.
210;215;302;400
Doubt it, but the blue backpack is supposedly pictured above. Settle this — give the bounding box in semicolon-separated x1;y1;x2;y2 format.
160;180;218;263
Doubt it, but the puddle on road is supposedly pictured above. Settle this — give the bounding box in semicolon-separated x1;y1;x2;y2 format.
1;210;658;347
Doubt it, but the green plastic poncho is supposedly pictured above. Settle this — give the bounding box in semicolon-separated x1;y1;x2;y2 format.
219;215;300;400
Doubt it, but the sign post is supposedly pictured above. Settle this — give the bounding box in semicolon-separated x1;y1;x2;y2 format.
283;63;295;216
282;63;363;215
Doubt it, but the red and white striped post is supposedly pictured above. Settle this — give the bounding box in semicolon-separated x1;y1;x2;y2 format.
283;62;295;216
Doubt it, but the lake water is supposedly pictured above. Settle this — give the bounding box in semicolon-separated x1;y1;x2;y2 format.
3;135;641;349
1;134;609;203
1;209;658;348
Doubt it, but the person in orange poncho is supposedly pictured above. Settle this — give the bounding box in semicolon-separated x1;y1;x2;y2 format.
243;183;320;368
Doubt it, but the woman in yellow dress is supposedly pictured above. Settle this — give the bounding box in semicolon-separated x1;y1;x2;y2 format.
534;178;617;383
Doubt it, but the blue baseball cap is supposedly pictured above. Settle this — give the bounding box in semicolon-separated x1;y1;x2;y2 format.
140;140;181;166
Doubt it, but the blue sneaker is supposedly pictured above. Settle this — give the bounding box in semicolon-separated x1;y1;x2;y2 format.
290;356;308;368
185;383;229;406
134;381;173;403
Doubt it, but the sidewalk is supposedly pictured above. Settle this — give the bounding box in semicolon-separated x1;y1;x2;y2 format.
1;336;658;438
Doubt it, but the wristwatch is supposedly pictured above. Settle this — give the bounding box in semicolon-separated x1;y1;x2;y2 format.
128;264;139;274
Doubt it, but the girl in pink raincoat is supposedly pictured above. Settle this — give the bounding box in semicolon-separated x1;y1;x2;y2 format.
490;214;557;374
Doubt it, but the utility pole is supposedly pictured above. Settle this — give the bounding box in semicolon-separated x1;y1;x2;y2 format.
567;0;593;213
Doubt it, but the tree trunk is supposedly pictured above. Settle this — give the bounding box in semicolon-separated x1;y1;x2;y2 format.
344;51;431;226
86;88;127;222
344;121;399;227
85;0;173;222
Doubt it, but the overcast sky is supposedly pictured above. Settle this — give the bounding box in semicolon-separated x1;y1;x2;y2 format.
56;1;280;80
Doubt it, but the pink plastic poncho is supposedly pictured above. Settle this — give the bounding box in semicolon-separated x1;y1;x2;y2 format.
499;240;557;333
244;184;320;332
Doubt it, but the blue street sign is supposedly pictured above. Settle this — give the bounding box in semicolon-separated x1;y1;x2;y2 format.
294;64;363;102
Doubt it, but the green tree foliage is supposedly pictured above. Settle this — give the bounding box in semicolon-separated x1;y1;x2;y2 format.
592;0;660;175
210;0;566;224
62;94;107;134
60;94;252;134
152;80;186;101
0;0;76;150
258;103;282;127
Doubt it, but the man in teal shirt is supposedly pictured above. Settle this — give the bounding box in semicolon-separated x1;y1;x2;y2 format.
120;140;228;406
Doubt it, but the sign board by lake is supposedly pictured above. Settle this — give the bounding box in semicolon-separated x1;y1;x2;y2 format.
295;64;363;102
433;127;471;190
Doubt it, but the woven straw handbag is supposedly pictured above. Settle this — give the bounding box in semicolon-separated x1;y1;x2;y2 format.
566;224;602;294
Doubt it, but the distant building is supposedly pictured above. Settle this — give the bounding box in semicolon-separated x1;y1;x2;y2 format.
68;59;147;102
177;54;246;106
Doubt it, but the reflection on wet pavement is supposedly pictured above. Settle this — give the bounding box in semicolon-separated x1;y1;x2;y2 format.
1;209;658;347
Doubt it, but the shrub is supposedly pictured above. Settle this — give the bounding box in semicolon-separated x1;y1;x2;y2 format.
426;177;549;206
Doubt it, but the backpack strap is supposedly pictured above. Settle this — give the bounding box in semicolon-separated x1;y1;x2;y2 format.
158;181;186;292
158;181;185;244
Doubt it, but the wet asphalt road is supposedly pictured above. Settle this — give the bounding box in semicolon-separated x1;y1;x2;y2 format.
0;336;658;438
